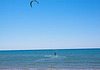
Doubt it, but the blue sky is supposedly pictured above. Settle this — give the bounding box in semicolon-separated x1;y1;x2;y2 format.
0;0;100;50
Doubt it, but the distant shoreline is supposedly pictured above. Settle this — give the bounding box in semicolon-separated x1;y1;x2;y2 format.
0;48;100;51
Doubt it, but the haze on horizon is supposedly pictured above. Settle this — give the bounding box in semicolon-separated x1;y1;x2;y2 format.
0;0;100;50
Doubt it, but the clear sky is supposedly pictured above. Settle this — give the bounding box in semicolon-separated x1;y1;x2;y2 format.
0;0;100;50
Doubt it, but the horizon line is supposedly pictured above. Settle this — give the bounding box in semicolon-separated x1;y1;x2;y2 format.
0;48;100;51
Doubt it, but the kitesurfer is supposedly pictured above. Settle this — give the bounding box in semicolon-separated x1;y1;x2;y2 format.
54;52;56;56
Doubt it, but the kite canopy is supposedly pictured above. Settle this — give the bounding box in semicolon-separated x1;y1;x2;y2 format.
30;0;39;7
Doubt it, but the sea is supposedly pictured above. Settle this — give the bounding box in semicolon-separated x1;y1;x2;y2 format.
0;49;100;70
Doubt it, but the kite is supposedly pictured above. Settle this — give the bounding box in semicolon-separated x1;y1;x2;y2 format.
30;0;39;7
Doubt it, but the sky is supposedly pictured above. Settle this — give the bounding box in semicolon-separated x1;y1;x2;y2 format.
0;0;100;50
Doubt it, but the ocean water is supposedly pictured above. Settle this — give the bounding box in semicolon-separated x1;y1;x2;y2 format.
0;49;100;70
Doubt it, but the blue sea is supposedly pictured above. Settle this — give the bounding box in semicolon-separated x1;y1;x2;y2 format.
0;49;100;70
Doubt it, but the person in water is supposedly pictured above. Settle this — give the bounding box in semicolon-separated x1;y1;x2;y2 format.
54;53;56;56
